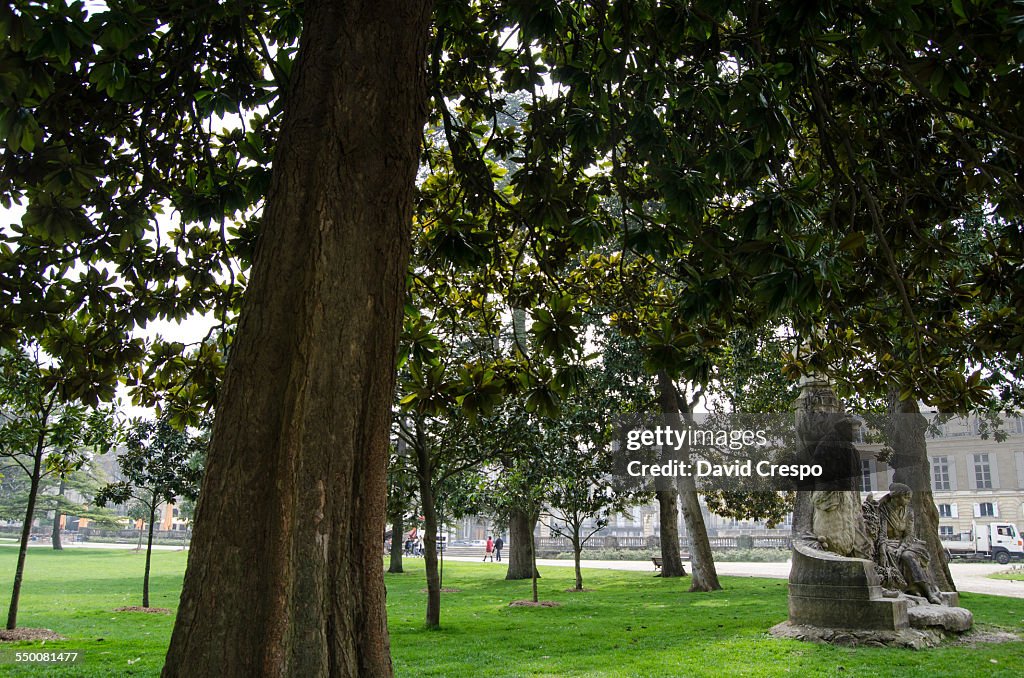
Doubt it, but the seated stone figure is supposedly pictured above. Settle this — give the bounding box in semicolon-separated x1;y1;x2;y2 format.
865;483;942;605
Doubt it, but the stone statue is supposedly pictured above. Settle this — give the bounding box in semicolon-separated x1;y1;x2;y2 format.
780;378;973;645
806;415;872;558
811;491;872;558
866;483;943;605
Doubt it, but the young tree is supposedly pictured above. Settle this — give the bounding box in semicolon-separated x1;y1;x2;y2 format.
95;418;204;609
0;345;119;629
542;471;626;592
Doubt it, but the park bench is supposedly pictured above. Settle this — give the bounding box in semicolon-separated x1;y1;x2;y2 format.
651;555;688;575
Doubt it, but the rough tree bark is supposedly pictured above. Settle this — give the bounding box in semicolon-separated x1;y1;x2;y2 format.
657;371;721;592
889;393;956;591
162;2;434;675
676;474;721;592
505;508;540;580
655;487;686;577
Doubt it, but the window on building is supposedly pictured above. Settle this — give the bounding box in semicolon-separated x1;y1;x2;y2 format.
939;526;954;537
938;504;953;518
979;502;995;517
859;459;873;493
932;456;951;491
973;453;993;489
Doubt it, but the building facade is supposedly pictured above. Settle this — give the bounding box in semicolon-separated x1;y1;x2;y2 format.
858;414;1024;541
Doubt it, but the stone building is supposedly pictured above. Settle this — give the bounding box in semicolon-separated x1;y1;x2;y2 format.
857;414;1024;540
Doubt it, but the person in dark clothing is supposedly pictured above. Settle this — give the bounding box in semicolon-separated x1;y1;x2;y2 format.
493;536;504;562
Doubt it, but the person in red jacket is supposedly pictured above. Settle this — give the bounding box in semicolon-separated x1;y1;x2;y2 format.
483;536;494;562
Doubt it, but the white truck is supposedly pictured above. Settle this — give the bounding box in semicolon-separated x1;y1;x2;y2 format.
941;522;1024;565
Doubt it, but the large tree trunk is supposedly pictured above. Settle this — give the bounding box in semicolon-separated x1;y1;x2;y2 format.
505;508;540;580
655;488;686;577
676;475;721;592
657;372;721;592
162;3;434;675
6;443;44;630
890;394;956;591
387;512;404;574
144;500;157;608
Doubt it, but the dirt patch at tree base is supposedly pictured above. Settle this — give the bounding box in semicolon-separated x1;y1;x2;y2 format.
509;600;560;607
0;628;65;642
564;588;593;593
114;606;172;614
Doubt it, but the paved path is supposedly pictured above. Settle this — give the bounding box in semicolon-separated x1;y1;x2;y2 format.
445;556;1024;598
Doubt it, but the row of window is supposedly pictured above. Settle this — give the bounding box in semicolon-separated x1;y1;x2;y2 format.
858;454;1011;492
933;453;995;490
851;417;1024;444
936;502;999;518
937;502;1001;538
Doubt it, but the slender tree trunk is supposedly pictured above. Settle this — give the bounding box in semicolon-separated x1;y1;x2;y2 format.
7;447;43;630
415;434;441;629
162;3;434;675
144;500;157;608
530;521;539;603
889;393;955;591
51;477;65;550
50;510;62;551
657;371;721;592
572;532;583;590
388;512;404;574
506;509;540;580
655;487;686;577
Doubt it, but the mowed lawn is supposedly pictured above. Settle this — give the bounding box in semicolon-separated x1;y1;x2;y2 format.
989;571;1024;582
0;549;1022;676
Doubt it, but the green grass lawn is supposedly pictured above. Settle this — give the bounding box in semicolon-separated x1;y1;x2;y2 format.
0;549;1022;676
989;570;1024;582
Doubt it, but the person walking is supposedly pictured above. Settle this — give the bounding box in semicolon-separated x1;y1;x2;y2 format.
483;536;494;562
494;535;504;562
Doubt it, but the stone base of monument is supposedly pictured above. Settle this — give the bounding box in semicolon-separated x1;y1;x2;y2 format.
776;539;973;647
906;597;973;633
769;620;953;649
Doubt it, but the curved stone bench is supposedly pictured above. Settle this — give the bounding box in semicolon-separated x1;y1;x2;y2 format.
788;539;909;631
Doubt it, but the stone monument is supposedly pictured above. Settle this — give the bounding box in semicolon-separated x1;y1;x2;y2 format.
772;378;973;648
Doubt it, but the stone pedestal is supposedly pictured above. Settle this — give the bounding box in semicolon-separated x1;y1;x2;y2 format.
788;540;908;631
